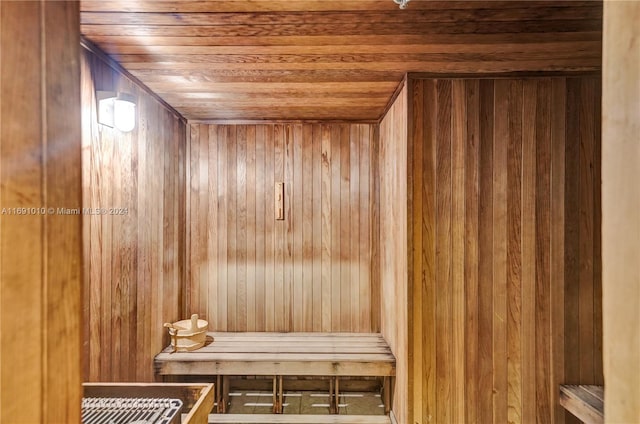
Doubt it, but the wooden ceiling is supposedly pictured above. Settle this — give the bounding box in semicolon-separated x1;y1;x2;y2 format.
79;0;602;122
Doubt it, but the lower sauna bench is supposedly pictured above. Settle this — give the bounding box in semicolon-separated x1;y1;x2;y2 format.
559;385;604;424
154;332;396;416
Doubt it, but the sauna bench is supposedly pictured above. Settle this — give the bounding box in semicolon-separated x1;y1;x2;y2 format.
154;332;396;415
559;384;604;424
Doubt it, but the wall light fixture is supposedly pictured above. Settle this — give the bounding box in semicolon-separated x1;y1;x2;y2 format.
97;91;136;132
393;0;411;9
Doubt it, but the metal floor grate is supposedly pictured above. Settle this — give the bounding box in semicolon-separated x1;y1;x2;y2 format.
82;397;183;424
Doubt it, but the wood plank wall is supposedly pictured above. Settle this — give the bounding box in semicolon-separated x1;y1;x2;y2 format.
0;2;82;422
380;75;603;424
81;46;186;382
378;83;409;422
186;123;379;333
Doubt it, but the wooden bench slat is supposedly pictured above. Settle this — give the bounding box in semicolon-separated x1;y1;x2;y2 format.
201;340;390;346
559;385;604;424
158;360;395;377
580;385;604;400
163;347;390;354
156;333;395;368
210;332;384;338
208;336;386;343
195;342;390;348
157;352;394;361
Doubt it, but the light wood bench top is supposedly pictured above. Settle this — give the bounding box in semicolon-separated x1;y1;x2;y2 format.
559;385;604;424
155;332;395;377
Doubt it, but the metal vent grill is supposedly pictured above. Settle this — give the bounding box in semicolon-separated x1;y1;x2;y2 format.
82;397;183;424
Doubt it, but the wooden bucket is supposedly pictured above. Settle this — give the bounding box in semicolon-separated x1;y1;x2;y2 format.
164;314;208;352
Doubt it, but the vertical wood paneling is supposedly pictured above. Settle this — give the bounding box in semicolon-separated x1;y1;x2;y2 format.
361;124;375;332
435;79;453;424
369;125;380;334
254;125;266;332
451;80;467;424
464;79;480;424
340;124;351;332
477;79;495;424
383;75;602;424
522;80;538;424
264;125;275;331
187;122;377;333
274;124;285;331
1;2;82;421
506;80;523;424
330;125;341;332
302;124;314;331
218;126;229;331
284;124;293;332
81;45;186;382
312;124;323;332
321;124;332;333
409;78;425;421
228;126;238;331
197;124;209;321
246;125;257;332
591;80;603;389
535;79;553;424
380;82;409;422
422;79;438;424
210;125;220;332
293;125;304;332
492;80;509;424
237;125;248;332
101;115;114;380
350;125;360;332
578;78;596;385
550;78;567;424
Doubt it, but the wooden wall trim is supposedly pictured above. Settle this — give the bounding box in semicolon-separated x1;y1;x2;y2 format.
602;1;640;422
379;81;409;422
408;70;601;81
188;119;379;125
1;2;82;422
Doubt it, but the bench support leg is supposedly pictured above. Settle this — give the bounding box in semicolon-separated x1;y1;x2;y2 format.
220;376;229;413
383;376;392;415
329;378;334;414
278;375;284;413
214;375;228;413
335;377;340;414
272;375;284;414
272;376;278;413
329;377;340;414
215;375;221;413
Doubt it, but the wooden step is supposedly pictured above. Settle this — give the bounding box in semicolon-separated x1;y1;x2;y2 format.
208;414;391;424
